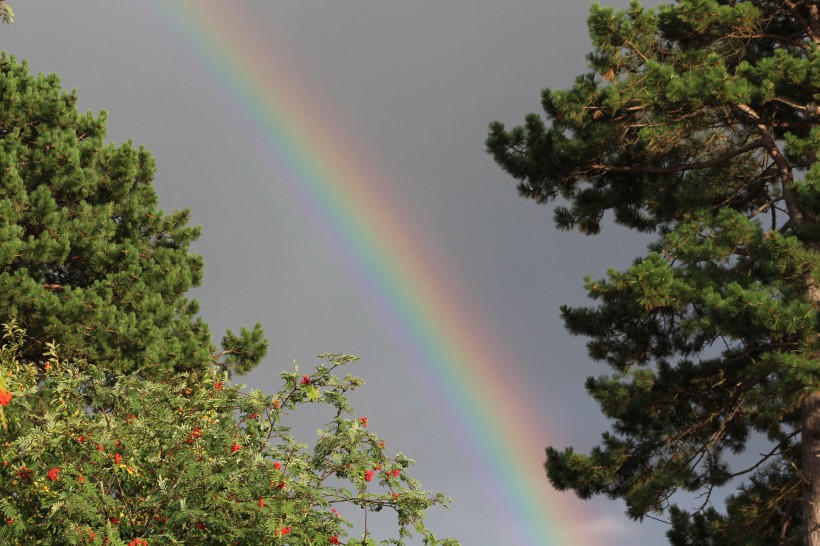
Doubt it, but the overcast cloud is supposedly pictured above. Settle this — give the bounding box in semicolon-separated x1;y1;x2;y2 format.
5;2;672;544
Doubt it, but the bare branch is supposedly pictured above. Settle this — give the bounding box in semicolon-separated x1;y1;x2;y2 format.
771;96;820;118
782;0;820;43
588;139;764;175
736;104;802;225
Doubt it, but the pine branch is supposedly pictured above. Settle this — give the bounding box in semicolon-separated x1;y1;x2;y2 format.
770;96;820;118
587;139;764;175
736;104;803;226
0;2;13;25
782;0;820;43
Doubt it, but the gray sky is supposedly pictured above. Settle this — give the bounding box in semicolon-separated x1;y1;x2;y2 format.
6;1;672;544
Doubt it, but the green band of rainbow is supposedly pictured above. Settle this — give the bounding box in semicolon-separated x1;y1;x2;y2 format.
142;2;595;543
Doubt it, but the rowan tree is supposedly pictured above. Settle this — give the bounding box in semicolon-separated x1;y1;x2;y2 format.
487;1;820;544
0;54;266;376
0;323;459;546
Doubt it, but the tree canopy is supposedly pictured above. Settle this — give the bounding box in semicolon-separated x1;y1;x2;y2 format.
0;323;458;545
487;1;820;544
0;50;458;545
0;54;266;377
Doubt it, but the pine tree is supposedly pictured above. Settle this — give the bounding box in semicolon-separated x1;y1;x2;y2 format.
0;2;12;25
0;54;266;376
487;1;820;544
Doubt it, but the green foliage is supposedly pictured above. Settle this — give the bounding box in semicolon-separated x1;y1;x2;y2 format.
0;2;11;25
488;0;820;543
488;1;818;236
0;323;458;545
0;50;456;546
0;54;266;376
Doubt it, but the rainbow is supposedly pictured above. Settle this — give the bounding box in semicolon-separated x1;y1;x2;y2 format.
139;2;599;543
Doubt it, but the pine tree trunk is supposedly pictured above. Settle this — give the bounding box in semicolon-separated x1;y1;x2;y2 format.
806;274;820;546
804;392;820;546
804;6;820;540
